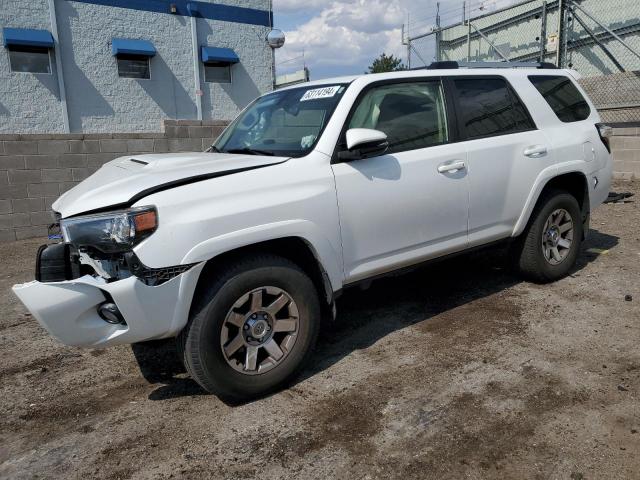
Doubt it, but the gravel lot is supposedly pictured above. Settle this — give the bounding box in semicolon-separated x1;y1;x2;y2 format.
1;180;638;480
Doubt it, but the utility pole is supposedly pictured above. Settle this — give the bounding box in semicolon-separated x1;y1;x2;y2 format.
556;0;566;67
435;2;441;61
407;13;411;69
404;13;411;69
464;2;471;61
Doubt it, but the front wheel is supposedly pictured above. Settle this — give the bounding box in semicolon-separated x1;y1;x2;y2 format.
178;255;321;402
512;189;584;283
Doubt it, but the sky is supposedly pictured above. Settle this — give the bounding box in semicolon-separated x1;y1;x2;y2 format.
272;0;517;80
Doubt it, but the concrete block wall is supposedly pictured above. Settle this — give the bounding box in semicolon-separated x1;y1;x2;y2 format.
611;127;640;180
0;120;227;242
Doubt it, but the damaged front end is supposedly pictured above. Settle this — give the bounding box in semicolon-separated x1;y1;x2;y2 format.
42;206;194;286
13;206;203;348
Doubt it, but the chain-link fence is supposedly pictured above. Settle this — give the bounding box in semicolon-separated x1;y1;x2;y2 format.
406;0;640;124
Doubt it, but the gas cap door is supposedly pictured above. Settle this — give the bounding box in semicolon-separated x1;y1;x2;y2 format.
583;141;596;162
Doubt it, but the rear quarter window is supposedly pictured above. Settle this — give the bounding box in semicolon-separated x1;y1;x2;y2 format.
452;77;536;140
528;75;591;122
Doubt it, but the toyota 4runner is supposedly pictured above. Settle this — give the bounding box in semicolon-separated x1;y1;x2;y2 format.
13;62;613;401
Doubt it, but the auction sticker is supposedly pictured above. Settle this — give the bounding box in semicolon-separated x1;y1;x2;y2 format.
300;86;341;101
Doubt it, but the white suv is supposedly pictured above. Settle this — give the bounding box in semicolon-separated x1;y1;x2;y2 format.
13;62;612;401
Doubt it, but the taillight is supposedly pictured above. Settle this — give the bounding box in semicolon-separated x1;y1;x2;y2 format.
596;123;613;153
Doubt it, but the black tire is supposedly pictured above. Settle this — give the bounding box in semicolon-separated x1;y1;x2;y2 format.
178;254;321;402
512;189;583;283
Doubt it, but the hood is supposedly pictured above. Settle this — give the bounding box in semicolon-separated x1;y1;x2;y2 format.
53;152;288;218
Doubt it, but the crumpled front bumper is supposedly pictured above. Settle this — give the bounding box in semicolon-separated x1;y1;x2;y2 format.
12;263;204;348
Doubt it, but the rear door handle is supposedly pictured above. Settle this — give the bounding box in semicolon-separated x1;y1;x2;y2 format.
437;161;466;174
524;145;548;158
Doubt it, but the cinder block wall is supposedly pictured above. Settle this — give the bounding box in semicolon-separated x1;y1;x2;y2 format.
0;120;227;242
611;127;640;180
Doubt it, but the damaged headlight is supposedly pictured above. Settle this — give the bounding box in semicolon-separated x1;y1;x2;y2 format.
61;206;158;253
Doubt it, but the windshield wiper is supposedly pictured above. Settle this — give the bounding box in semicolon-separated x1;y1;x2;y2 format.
206;145;222;153
224;147;274;156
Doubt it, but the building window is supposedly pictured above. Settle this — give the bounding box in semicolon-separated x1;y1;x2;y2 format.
8;46;51;74
204;62;232;83
117;54;150;79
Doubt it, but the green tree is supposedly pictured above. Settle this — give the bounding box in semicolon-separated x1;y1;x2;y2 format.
367;53;406;73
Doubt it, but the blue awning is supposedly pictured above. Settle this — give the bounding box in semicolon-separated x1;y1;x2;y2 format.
111;38;156;57
201;46;239;64
3;28;54;48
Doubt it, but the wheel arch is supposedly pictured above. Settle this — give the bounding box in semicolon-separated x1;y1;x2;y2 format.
514;170;590;238
190;237;336;318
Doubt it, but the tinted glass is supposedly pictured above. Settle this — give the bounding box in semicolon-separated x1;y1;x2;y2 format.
9;47;51;74
529;75;591;122
348;82;449;154
454;78;534;139
215;84;347;157
204;63;231;83
117;55;150;79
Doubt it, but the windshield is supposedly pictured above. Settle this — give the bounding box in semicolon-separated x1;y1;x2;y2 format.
214;84;349;158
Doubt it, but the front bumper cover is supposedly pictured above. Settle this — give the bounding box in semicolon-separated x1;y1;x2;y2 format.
12;263;204;348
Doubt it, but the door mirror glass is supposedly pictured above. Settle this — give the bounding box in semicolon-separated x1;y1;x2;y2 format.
339;128;388;161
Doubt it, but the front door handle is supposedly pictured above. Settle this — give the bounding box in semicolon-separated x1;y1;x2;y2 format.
524;145;548;158
438;161;466;174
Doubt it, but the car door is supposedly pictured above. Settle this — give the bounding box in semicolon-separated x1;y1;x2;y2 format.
448;76;555;246
331;79;469;284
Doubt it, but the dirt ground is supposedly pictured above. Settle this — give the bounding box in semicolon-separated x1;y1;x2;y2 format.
0;180;638;480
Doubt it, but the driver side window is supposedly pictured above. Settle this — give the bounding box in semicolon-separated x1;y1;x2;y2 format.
348;81;449;154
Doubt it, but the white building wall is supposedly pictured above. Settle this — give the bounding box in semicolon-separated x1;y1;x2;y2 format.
0;0;272;133
0;0;65;133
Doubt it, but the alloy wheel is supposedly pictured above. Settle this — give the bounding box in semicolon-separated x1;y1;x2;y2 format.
541;208;574;266
220;286;299;375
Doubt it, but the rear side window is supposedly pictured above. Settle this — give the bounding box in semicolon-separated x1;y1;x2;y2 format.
529;75;591;122
348;81;449;154
453;77;535;139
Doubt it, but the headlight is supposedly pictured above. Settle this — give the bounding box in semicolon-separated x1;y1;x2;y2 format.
61;206;158;253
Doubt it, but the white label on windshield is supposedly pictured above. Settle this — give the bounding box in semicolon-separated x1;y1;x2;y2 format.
300;86;341;102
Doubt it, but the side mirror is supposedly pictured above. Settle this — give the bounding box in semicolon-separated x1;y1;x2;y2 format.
338;128;389;161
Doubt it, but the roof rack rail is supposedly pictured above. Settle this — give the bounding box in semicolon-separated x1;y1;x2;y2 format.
422;61;558;70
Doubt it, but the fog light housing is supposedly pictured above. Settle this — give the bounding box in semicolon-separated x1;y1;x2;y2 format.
98;302;125;325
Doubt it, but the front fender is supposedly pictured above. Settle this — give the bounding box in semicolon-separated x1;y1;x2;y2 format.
180;220;344;292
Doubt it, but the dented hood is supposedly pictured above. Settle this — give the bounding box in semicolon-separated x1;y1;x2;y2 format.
53;152;288;218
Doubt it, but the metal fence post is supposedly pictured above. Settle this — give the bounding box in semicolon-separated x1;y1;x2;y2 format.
556;0;566;67
540;1;548;62
467;21;472;61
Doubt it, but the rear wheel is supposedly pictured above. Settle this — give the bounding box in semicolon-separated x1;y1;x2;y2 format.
513;189;583;283
178;254;320;402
